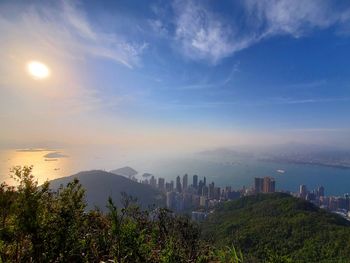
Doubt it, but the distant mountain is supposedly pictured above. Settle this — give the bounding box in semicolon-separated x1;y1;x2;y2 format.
49;170;164;211
110;166;138;179
202;193;350;262
197;148;253;158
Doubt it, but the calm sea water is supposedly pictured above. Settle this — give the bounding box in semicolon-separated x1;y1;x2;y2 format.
1;148;349;196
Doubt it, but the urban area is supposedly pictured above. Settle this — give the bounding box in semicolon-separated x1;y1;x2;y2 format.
140;174;350;221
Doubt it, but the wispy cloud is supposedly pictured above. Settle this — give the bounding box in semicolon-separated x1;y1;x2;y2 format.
0;0;147;69
244;0;335;37
172;0;247;63
172;62;240;90
152;96;350;111
270;97;350;105
170;0;350;63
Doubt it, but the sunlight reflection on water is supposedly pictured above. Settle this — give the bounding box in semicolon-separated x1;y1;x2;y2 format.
0;149;72;184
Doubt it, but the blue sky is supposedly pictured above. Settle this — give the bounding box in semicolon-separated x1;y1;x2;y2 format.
1;0;350;151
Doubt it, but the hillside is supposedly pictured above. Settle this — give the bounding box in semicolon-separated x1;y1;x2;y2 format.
202;193;350;262
49;170;164;211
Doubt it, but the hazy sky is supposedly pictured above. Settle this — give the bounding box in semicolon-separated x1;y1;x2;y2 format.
1;0;350;152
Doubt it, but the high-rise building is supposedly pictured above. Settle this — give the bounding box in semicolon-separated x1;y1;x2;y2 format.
176;176;182;193
166;192;176;210
203;176;207;186
193;174;198;189
214;187;221;200
208;182;215;199
183;193;192;209
165;182;172;192
158;177;165;190
200;196;208;208
299;185;307;198
198;180;203;195
254;177;264;193
150;176;157;188
317;186;325;197
182;174;188;191
263;177;275;193
202;185;208;197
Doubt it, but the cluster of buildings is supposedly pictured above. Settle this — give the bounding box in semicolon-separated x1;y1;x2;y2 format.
142;173;350;221
254;177;276;193
294;184;350;217
142;174;241;219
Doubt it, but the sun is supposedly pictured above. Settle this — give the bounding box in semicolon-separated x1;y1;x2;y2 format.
27;61;50;80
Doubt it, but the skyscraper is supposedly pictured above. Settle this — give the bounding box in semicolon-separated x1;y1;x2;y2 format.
182;174;188;191
254;177;264;193
317;186;325;197
150;176;157;188
203;176;207;186
263;177;275;193
299;185;307;198
208;182;215;199
166;192;176;210
202;185;208;197
176;176;182;193
158;177;165;190
193;174;198;189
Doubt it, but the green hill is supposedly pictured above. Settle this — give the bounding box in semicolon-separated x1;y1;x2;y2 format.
202;193;350;262
49;170;165;211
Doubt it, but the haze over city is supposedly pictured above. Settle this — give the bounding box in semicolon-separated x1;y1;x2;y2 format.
2;1;350;262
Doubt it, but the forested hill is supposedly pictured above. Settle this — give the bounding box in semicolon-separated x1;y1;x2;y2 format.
49;170;165;211
202;193;350;262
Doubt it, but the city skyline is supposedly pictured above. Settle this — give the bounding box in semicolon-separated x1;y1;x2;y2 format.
139;171;350;219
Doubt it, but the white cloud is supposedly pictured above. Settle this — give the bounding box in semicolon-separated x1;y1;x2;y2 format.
0;0;146;69
173;0;240;63
244;0;339;37
171;0;350;63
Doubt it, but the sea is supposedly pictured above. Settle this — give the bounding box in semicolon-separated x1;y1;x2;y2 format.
1;147;350;196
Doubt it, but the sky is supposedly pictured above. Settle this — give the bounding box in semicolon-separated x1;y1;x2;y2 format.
1;0;350;153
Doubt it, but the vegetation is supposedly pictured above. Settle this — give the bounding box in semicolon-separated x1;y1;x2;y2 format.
0;166;240;263
202;193;350;262
2;166;350;262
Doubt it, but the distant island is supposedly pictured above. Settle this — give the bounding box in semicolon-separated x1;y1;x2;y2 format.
260;156;350;169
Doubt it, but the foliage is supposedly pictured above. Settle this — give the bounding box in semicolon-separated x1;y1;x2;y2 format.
4;166;348;262
202;193;350;262
0;166;239;263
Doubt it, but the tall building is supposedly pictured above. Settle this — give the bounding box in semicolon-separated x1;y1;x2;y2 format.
165;182;172;192
166;192;176;210
182;174;188;191
193;174;198;189
199;196;208;208
198;180;203;195
317;186;325;197
203;176;207;186
263;177;275;193
208;182;215;199
202;185;208;197
150;176;157;188
158;177;165;190
299;185;307;198
254;177;264;193
176;176;182;193
214;187;221;200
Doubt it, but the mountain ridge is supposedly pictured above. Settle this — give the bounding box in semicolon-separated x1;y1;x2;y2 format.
49;170;164;211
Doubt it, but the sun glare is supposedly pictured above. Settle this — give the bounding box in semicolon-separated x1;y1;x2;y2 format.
27;61;50;80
